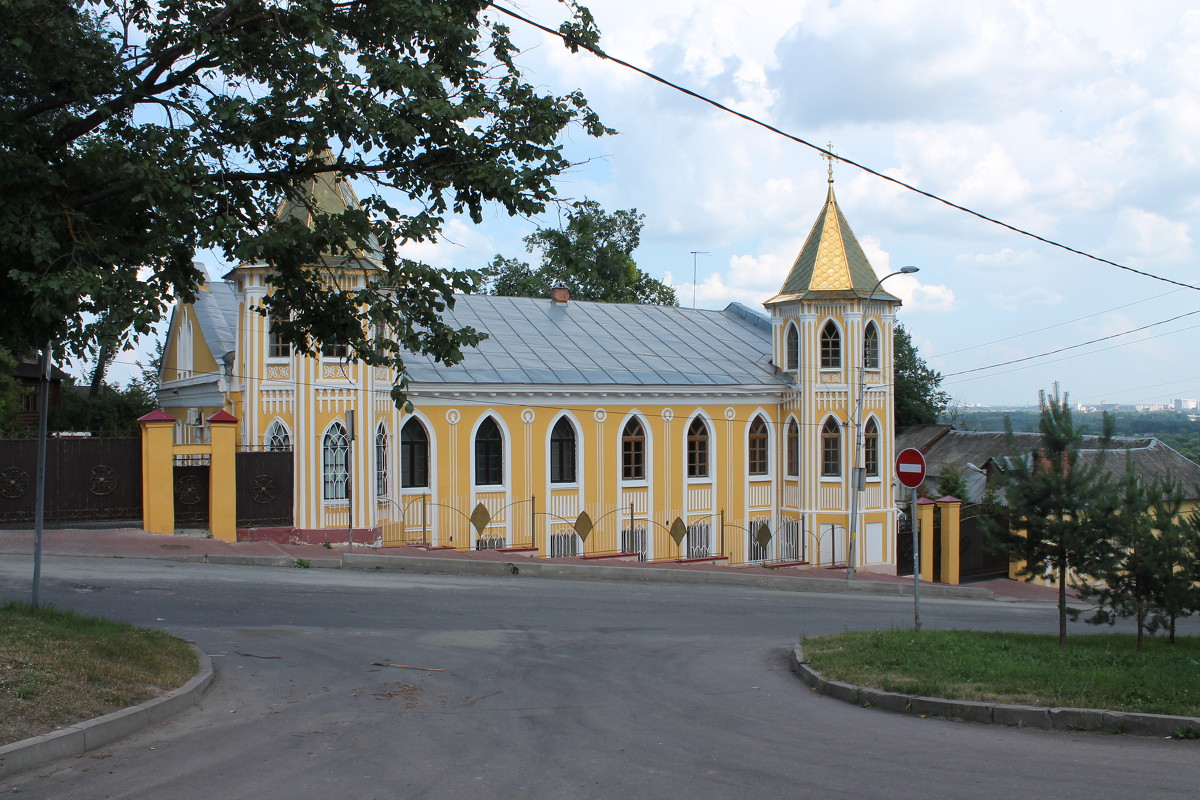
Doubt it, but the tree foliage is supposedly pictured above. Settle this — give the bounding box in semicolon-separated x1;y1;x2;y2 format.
1;0;610;403
894;323;949;427
483;199;677;305
1079;470;1200;648
986;385;1115;647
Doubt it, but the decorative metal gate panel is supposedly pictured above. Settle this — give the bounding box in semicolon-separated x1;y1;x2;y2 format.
0;436;141;527
173;459;210;527
958;507;1009;582
235;450;294;527
896;502;914;576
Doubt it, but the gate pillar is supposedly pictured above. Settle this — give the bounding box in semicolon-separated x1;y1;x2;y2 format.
208;410;239;542
917;497;935;582
935;496;962;585
138;410;176;534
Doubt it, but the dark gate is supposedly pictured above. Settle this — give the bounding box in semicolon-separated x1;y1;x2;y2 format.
895;501;914;577
236;449;293;527
0;435;141;527
959;506;1010;582
173;457;210;527
932;504;943;581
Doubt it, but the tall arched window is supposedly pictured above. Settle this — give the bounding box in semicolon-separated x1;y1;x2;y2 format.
786;419;799;477
400;418;429;489
820;321;841;369
265;420;291;451
550;417;577;484
864;418;880;478
375;423;389;498
178;318;194;377
785;324;799;371
267;313;291;358
622;418;646;481
687;417;710;479
475;417;503;486
863;321;880;370
322;422;349;500
821;417;841;477
748;416;769;476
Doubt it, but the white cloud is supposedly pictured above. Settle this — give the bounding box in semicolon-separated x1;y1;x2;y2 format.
1107;207;1193;262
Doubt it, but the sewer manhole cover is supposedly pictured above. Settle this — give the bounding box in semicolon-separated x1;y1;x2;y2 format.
135;587;176;596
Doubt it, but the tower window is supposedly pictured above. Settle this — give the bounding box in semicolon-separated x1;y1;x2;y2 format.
787;419;799;477
821;417;841;477
785;324;799;371
863;321;880;370
820;322;841;369
864;418;880;478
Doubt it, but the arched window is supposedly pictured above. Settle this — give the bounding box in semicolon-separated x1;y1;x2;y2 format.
474;417;503;486
863;321;880;370
550;417;577;484
687;417;710;479
785;324;799;371
375;423;389;498
748;416;769;476
821;417;841;477
622;418;645;481
265;420;290;451
322;422;349;500
400;418;429;489
786;419;799;477
178;318;193;377
864;418;880;478
820;321;841;369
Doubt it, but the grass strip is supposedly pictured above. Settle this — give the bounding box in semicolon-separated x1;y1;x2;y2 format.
0;602;198;746
802;630;1200;717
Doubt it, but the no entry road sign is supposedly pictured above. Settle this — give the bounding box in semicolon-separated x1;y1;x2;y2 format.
895;448;927;488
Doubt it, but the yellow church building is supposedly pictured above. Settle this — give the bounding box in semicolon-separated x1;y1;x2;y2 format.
157;175;906;571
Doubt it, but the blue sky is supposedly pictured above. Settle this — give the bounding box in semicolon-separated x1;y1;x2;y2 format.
121;0;1200;409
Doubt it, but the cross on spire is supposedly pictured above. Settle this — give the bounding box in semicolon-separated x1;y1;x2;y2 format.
823;142;836;184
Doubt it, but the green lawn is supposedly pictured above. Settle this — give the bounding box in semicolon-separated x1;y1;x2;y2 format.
801;630;1200;718
0;602;198;745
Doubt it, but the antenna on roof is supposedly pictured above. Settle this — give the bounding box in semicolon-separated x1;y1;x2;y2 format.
690;251;709;308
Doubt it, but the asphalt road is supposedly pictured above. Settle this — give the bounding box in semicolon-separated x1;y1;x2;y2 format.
1;556;1197;800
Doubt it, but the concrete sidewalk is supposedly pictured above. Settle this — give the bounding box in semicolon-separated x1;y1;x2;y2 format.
0;527;1057;602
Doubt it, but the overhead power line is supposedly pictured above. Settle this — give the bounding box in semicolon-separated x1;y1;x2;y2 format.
487;2;1200;294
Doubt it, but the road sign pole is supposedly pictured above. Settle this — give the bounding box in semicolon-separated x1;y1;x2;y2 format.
912;487;921;631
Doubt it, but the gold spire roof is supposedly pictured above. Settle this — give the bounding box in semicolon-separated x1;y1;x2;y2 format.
766;183;896;304
274;152;384;264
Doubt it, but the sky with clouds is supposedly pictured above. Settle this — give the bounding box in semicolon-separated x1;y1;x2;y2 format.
429;0;1199;409
139;0;1198;410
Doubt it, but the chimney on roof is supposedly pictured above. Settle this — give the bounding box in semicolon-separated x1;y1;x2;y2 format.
550;284;569;305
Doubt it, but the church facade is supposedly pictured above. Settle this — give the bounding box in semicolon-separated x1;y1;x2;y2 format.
157;177;905;570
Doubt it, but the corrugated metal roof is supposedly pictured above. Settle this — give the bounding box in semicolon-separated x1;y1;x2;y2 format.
897;425;1200;500
404;295;789;387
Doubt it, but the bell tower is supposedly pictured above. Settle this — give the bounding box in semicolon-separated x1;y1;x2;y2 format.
764;168;902;569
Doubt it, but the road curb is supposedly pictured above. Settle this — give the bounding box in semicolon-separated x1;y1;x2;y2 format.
0;645;214;779
340;553;995;600
788;644;1200;738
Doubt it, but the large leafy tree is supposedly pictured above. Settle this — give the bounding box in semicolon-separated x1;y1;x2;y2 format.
987;385;1115;647
893;323;949;427
483;199;677;305
1;0;610;403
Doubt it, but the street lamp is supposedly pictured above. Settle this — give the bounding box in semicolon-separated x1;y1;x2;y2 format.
847;265;919;579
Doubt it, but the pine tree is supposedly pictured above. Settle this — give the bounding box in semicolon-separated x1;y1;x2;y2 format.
988;385;1115;647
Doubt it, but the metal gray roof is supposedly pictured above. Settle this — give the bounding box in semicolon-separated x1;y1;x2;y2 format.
404;295;788;388
191;280;238;363
897;425;1200;500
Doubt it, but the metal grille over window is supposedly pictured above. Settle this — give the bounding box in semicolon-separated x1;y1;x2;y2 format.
474;417;503;486
621;524;648;561
400;418;429;489
821;417;841;477
550;417;577;484
375;423;389;498
687;417;709;478
265;420;290;451
685;521;711;558
621;418;645;480
322;422;349;500
863;321;880;370
820;321;841;369
748;416;768;475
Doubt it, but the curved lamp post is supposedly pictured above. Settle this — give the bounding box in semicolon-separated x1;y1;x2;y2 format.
847;266;919;579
